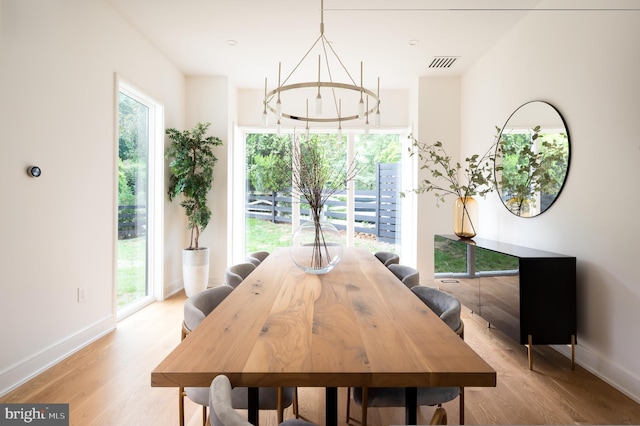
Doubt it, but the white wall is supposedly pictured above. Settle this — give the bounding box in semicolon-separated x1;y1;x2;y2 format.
413;77;462;277
459;8;640;402
183;76;233;289
0;0;185;395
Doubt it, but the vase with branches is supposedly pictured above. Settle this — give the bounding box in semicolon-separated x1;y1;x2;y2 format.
290;136;357;273
407;134;496;238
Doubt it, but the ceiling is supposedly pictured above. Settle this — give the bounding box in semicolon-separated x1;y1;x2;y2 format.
105;0;636;91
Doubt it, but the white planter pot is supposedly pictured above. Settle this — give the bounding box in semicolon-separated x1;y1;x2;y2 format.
182;247;210;297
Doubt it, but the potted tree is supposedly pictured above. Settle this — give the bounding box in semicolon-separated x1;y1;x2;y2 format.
165;122;223;296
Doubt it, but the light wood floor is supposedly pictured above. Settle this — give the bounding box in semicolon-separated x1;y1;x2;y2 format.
2;290;640;425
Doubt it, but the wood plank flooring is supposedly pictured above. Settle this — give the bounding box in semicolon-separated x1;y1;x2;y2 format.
2;290;640;425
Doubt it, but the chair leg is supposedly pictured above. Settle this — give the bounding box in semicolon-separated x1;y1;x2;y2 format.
277;387;284;424
459;388;465;425
345;387;351;423
201;405;207;426
361;387;368;426
294;388;299;418
179;387;185;426
430;405;448;425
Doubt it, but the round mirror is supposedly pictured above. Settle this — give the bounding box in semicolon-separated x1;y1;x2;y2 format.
495;101;570;217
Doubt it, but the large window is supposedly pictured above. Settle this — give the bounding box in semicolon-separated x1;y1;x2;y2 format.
239;130;407;262
116;78;163;319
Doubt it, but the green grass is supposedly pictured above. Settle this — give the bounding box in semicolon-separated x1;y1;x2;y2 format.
114;220;414;307
434;235;519;274
246;217;399;255
246;218;293;253
117;237;146;308
116;226;517;306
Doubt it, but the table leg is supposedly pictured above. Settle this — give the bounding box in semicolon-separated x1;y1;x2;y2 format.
405;387;417;424
325;387;338;426
248;387;259;425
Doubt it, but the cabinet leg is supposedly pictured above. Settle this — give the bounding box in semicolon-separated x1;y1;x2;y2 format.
528;335;533;370
571;335;576;370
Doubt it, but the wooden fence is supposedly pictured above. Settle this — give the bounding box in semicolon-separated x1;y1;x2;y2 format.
117;164;401;243
247;163;401;243
118;205;146;239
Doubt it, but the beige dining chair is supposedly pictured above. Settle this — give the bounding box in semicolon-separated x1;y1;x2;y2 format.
224;263;256;288
210;375;313;426
387;264;420;289
345;285;465;425
180;286;298;426
246;251;270;266
374;251;400;267
180;286;233;426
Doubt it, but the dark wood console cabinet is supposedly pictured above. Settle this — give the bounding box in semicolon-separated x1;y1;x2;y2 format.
435;234;577;369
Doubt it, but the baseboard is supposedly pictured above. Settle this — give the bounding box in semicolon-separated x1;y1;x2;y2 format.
552;342;640;404
0;314;115;398
164;278;184;299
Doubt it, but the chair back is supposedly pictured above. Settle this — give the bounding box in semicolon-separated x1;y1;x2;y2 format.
388;264;420;288
184;286;234;332
411;286;461;332
225;263;256;289
374;251;400;267
210;375;252;426
247;251;270;266
210;376;314;426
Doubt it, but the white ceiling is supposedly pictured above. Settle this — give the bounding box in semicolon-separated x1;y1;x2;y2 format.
105;0;637;90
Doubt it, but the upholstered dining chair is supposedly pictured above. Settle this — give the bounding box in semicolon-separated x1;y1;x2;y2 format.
345;285;465;426
224;263;256;289
387;264;420;289
246;251;270;267
180;286;234;426
411;285;465;338
374;251;400;267
180;286;298;426
210;375;313;426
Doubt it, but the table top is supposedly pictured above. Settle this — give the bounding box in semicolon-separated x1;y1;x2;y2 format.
151;247;496;389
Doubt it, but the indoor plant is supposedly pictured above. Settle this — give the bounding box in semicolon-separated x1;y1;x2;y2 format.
165;122;223;296
408;134;496;238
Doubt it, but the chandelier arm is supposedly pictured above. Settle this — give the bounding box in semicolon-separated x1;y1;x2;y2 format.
281;34;323;87
323;35;359;87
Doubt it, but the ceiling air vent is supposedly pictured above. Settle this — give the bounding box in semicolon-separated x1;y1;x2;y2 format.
428;56;459;69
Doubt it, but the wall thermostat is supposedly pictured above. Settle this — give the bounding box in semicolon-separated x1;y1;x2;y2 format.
28;166;41;177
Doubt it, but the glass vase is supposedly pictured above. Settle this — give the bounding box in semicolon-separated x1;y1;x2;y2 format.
453;196;478;238
290;218;343;274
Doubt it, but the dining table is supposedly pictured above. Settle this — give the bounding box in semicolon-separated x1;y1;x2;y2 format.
151;247;496;425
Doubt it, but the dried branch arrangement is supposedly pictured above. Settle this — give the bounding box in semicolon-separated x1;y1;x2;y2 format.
290;136;358;269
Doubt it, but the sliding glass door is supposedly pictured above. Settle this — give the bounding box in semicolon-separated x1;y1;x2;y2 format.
116;78;163;319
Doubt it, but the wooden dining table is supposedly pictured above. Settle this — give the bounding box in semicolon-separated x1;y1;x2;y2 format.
151;247;496;425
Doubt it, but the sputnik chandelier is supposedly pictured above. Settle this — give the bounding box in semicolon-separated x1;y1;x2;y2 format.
262;0;380;135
